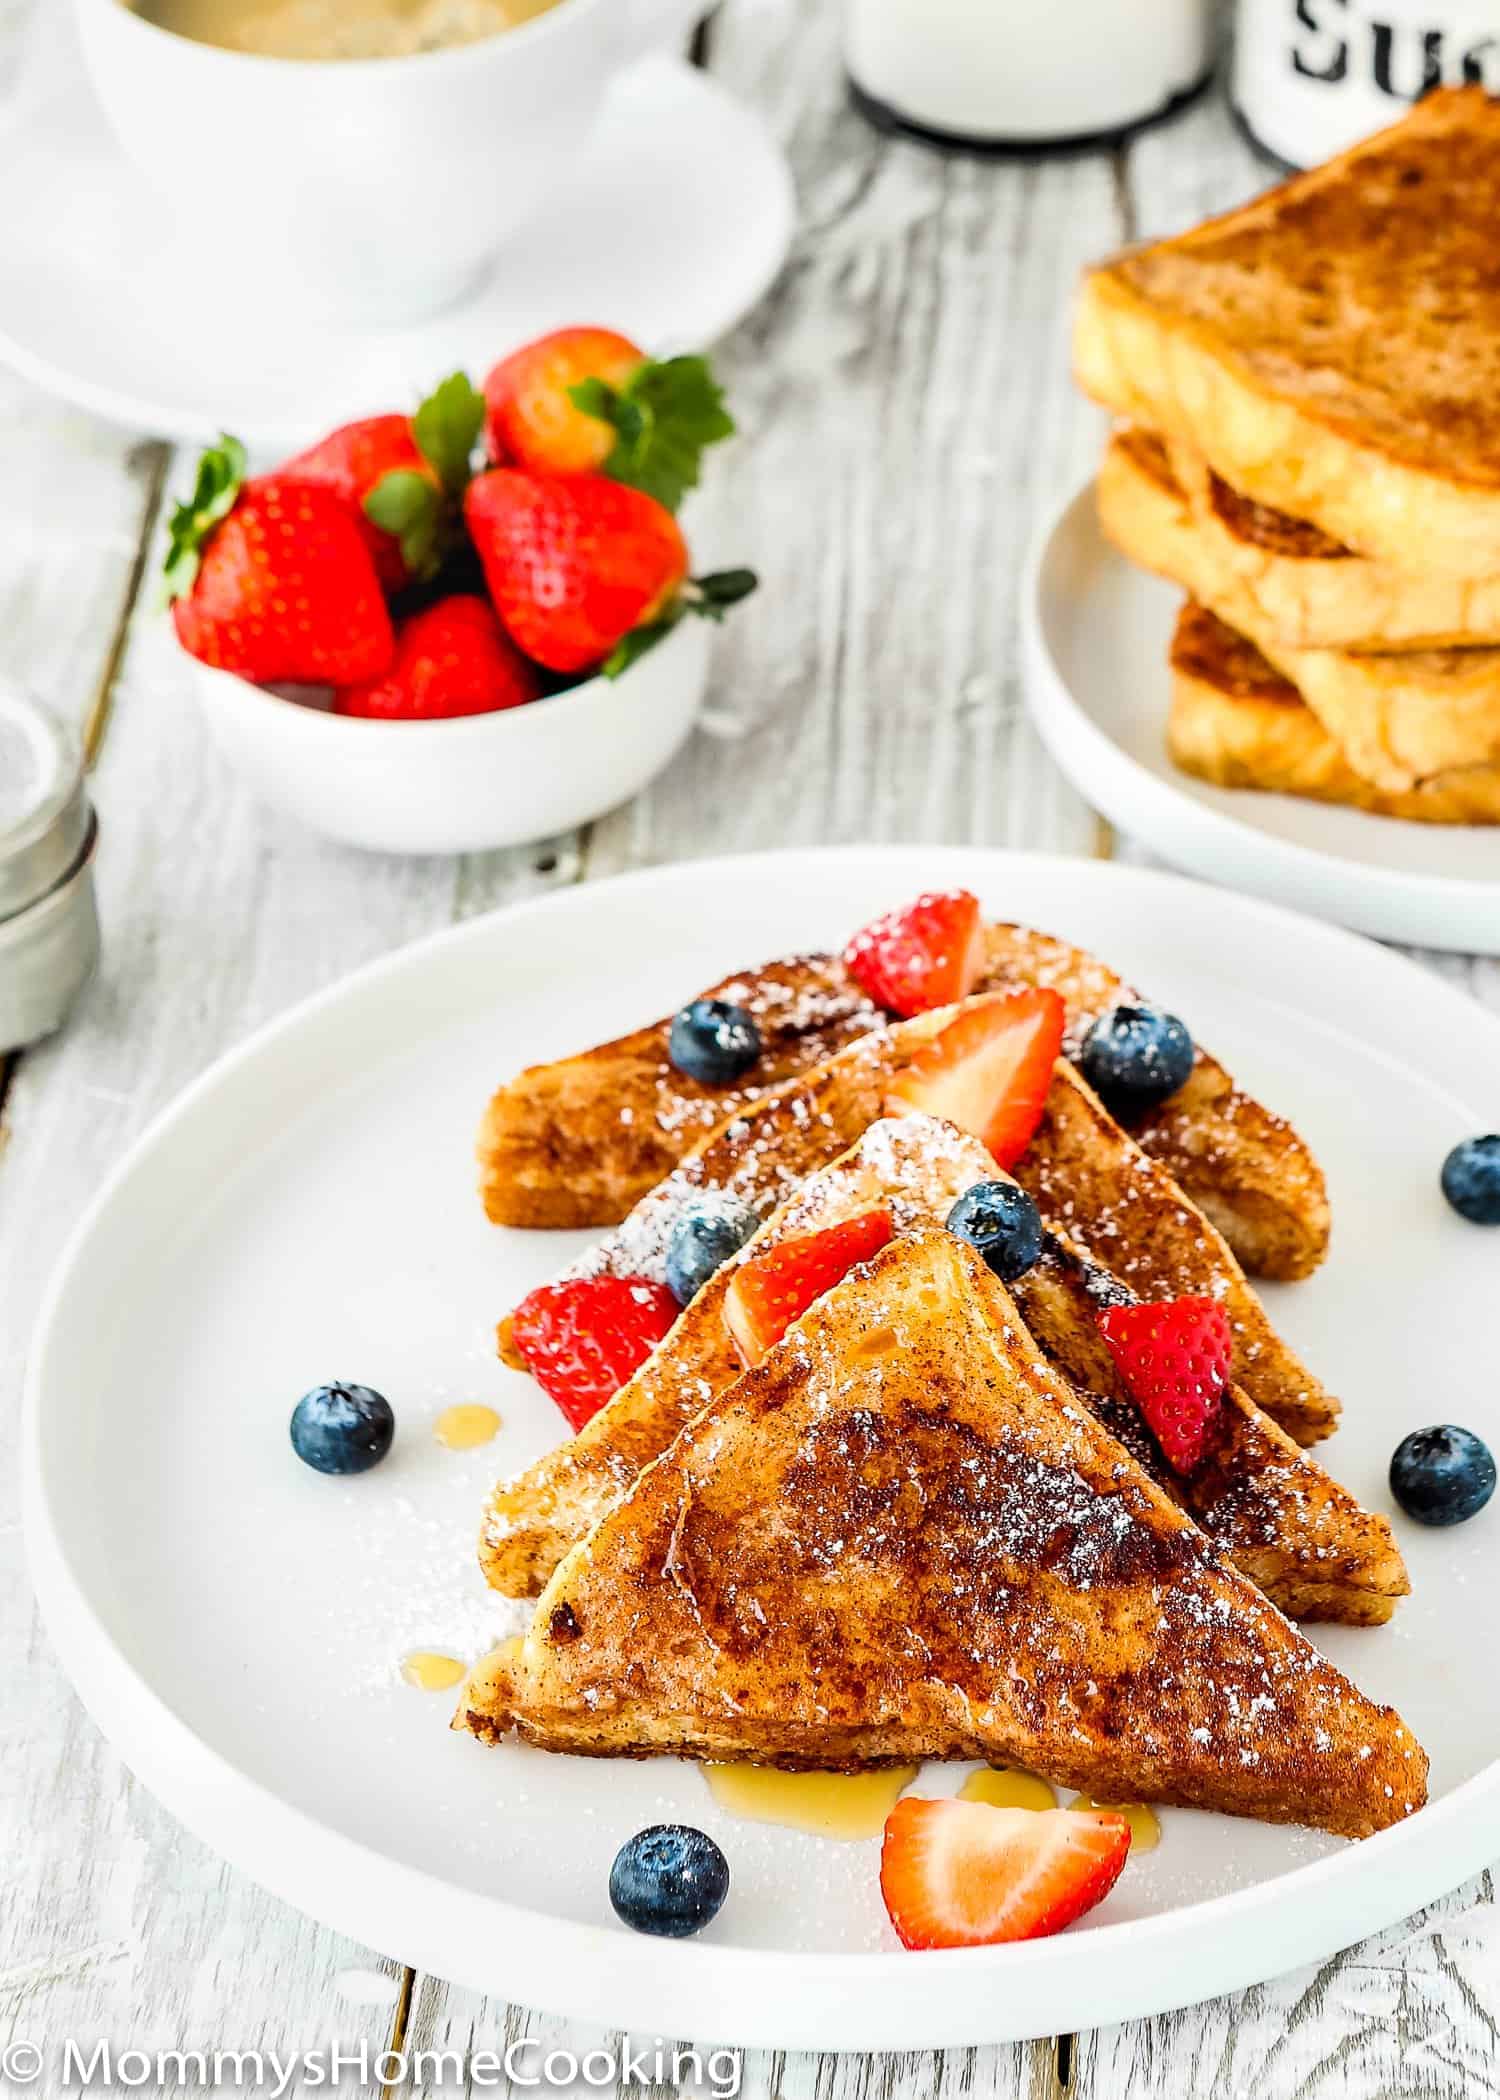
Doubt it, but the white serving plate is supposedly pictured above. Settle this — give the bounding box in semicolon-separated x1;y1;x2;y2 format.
0;49;792;448
23;847;1500;2048
1023;485;1500;955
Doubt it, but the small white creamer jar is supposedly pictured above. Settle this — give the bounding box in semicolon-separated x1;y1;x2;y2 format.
1234;0;1500;168
845;0;1213;151
0;690;100;1054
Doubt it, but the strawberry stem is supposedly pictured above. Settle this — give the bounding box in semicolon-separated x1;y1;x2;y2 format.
601;569;759;681
160;434;247;604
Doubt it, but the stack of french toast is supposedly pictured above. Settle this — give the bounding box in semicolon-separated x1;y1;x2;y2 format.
454;885;1427;1923
1077;87;1500;826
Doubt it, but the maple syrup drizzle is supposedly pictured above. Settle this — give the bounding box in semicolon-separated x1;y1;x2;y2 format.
1067;1792;1162;1851
959;1766;1058;1812
400;1651;467;1692
702;1764;919;1839
434;1404;502;1450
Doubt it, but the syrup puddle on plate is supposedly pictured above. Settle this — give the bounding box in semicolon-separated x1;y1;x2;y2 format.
959;1766;1058;1812
400;1651;468;1692
1067;1792;1162;1851
434;1404;501;1450
703;1764;919;1839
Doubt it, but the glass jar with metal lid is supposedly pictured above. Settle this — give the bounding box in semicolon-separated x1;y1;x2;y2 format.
0;688;100;1054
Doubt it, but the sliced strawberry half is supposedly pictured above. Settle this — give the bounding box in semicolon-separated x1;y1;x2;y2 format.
844;890;986;1018
722;1208;894;1368
885;988;1065;1170
880;1799;1131;1950
510;1274;678;1433
1097;1295;1232;1475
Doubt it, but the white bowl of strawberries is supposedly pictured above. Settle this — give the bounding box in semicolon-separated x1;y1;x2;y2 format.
164;329;755;857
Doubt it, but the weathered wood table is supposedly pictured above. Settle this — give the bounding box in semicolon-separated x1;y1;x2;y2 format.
3;2;1498;2092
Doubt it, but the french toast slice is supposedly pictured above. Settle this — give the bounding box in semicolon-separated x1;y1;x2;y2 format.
478;955;879;1228
1169;603;1500;825
1099;426;1500;791
977;922;1328;1282
1101;426;1500;655
484;1114;1403;1618
460;1231;1426;1839
480;923;1330;1281
1074;88;1500;580
499;1004;1339;1444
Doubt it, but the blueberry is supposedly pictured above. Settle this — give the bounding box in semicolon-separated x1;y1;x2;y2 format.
946;1180;1045;1282
609;1824;729;1939
1079;1003;1195;1117
1441;1135;1500;1225
1390;1424;1496;1527
290;1382;395;1475
668;999;762;1086
665;1196;760;1306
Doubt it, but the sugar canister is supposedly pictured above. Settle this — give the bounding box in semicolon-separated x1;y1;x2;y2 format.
1235;0;1500;168
0;688;100;1053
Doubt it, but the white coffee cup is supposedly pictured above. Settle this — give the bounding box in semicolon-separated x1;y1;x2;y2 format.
73;0;705;325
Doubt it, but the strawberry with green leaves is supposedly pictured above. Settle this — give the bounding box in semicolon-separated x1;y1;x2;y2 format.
335;595;540;721
464;467;756;677
281;372;488;592
483;326;735;511
163;437;394;687
279;414;431;591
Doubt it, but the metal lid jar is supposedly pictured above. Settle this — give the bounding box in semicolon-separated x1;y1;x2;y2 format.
0;688;100;1053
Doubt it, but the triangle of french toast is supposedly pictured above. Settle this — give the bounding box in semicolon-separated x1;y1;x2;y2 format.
478;925;1330;1283
484;1116;1401;1621
498;999;1339;1444
461;1229;1425;1839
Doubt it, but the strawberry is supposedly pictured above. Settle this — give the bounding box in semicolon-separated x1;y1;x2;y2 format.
464;468;689;674
845;890;985;1017
279;415;433;591
484;330;734;511
485;327;646;473
880;1799;1131;1950
885;989;1066;1170
1096;1296;1232;1475
510;1275;678;1433
163;439;393;686
334;596;540;720
722;1208;894;1368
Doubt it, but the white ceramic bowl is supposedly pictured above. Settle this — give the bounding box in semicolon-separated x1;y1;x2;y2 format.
185;616;709;855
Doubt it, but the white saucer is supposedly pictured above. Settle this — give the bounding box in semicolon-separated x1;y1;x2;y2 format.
0;53;793;449
24;847;1500;2048
1022;484;1500;954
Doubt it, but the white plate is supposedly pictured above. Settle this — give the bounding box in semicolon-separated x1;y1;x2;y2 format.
0;51;792;449
1022;485;1500;954
24;847;1500;2049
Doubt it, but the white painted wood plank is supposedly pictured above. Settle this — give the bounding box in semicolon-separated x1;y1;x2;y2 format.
399;1980;1052;2100
588;0;1115;881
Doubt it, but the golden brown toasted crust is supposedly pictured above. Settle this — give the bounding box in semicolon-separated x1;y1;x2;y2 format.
1075;89;1500;578
1016;1233;1406;1625
978;921;1330;1284
1103;426;1500;653
499;1006;1339;1444
460;1233;1425;1839
478;924;1330;1282
1101;428;1500;788
1169;603;1500;824
484;1115;1401;1617
477;955;880;1228
1013;1062;1336;1444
